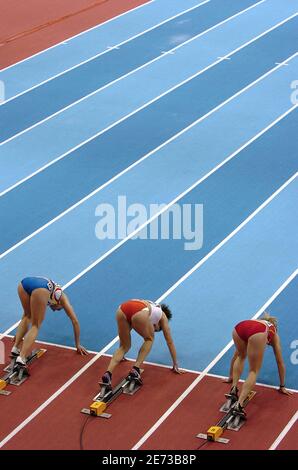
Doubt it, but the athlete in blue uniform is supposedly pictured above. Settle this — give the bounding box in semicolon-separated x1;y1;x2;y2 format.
12;277;88;370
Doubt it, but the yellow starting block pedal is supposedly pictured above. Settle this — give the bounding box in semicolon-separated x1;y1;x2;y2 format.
197;433;229;444
0;348;47;395
36;349;46;359
207;426;224;441
81;408;112;419
0;379;11;395
197;425;230;444
81;369;144;419
197;391;256;444
90;401;107;416
0;379;7;390
80;380;124;419
81;400;112;419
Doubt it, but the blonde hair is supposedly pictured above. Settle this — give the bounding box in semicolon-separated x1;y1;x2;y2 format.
262;311;278;329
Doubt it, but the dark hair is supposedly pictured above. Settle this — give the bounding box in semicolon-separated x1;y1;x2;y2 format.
161;303;172;320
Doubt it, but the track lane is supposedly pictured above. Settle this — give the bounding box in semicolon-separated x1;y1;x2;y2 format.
0;337;91;441
0;356;195;449
1;17;297;253
0;0;201;95
0;0;152;70
138;375;298;449
1;0;277;191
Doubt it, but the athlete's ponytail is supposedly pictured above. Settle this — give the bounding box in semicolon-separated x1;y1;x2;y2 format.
161;304;172;321
262;311;278;329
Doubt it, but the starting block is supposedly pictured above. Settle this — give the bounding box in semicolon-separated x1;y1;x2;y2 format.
4;357;17;373
0;349;46;395
197;391;256;444
81;370;143;419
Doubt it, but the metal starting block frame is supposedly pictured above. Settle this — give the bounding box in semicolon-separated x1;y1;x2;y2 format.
197;433;230;444
196;391;256;444
4;358;17;373
0;349;46;395
81;370;143;419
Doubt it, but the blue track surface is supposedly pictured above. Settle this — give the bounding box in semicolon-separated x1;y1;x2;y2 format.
1;0;297;391
0;0;205;98
0;0;259;141
212;277;298;390
1;14;298;252
1;0;297;190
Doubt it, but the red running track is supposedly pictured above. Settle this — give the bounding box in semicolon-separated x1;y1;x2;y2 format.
275;418;298;450
140;375;298;450
0;0;150;69
0;337;91;442
1;339;297;450
1;346;195;450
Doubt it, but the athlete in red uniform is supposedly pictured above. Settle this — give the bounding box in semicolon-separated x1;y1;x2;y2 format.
228;313;292;416
101;299;183;388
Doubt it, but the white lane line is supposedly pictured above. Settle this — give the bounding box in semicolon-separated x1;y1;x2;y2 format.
0;0;156;73
0;0;210;106
0;321;21;341
0;67;296;265
0;0;262;145
0;253;296;447
63;140;297;290
206;372;298;393
0;335;119;448
132;270;298;449
1;101;294;297
3;334;99;355
0;107;295;340
4;335;298;394
0;10;295;190
104;355;298;393
269;411;298;449
0;0;258;151
154;174;297;305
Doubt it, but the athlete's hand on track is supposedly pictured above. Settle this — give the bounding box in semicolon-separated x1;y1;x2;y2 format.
172;364;185;374
222;377;233;383
76;345;88;355
278;386;293;396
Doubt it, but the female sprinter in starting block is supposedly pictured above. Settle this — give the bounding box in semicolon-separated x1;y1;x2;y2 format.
227;313;292;417
11;277;88;371
101;299;183;387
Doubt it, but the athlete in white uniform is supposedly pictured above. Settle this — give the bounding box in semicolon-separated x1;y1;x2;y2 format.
101;299;183;387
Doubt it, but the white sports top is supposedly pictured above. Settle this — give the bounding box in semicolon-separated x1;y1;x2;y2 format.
148;301;163;326
262;320;276;344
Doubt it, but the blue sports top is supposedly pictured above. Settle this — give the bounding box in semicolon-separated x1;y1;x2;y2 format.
21;277;55;295
21;277;63;307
